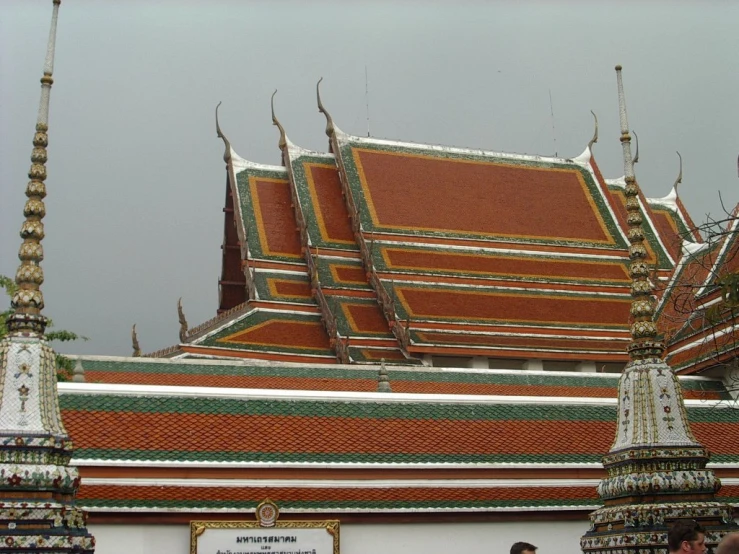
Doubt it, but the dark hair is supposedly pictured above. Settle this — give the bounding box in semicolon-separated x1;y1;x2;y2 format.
511;542;538;554
668;520;705;551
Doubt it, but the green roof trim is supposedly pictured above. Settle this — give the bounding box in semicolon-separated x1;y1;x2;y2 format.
61;394;738;423
76;358;729;396
288;151;359;252
194;309;333;356
370;244;631;286
234;165;301;264
254;272;314;305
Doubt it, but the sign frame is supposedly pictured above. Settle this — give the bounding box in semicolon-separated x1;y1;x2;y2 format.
190;501;339;554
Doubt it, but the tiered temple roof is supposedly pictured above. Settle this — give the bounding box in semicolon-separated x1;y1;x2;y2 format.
54;366;739;519
139;79;735;377
152;99;714;369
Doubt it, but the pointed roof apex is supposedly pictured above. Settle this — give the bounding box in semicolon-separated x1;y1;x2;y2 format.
682;239;707;257
316;77;337;139
215;101;232;165
270;89;289;152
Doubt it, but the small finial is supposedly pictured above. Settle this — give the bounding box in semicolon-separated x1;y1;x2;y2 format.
72;357;85;383
632;130;639;164
316;77;336;139
178;297;188;342
215;101;232;164
132;323;141;357
588;110;598;150
377;359;391;393
270;90;287;151
674;151;683;192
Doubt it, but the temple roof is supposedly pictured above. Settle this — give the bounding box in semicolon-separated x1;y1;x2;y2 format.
326;131;635;361
58;378;739;513
661;208;739;373
176;109;723;370
73;355;729;399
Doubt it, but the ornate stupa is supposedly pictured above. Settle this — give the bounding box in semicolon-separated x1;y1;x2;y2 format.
580;66;737;554
0;1;95;551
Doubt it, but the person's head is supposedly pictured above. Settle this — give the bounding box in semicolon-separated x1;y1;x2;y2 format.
668;519;707;554
511;542;537;554
717;532;739;554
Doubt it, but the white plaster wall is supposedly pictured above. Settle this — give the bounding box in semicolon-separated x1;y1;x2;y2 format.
90;518;588;554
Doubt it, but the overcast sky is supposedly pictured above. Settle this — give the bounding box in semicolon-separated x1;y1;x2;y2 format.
2;1;738;357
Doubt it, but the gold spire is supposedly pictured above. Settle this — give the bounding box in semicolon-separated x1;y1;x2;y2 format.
615;65;663;361
588;110;598;150
7;0;62;336
270;90;287;152
215;101;232;165
316;77;335;138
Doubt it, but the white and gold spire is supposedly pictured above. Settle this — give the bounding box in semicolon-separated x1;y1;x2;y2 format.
581;66;736;554
7;1;63;336
0;2;95;552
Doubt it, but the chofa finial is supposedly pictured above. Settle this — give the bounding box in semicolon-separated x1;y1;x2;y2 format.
316;77;335;139
132;324;141;357
588;110;598;150
178;297;188;342
215;101;232;164
632;130;640;164
270;90;287;151
674;151;683;192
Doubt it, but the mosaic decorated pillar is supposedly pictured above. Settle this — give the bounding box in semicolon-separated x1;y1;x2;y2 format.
580;67;737;554
0;1;95;551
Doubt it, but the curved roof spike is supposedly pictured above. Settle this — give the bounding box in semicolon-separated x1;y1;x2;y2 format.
270;89;287;151
632;130;640;164
588;110;598;149
674;151;683;192
131;324;141;357
316;77;335;138
215;101;232;164
178;297;188;342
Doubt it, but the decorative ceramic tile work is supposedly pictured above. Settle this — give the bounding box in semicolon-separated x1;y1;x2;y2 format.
323;130;643;360
283;143;407;363
581;67;738;554
336;138;627;248
194;308;333;357
0;2;95;548
234;164;302;263
77;356;728;398
58;391;739;465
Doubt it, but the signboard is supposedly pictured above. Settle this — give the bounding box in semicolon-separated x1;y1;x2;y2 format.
190;500;339;554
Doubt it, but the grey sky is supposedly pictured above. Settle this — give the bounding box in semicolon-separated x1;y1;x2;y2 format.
2;1;738;357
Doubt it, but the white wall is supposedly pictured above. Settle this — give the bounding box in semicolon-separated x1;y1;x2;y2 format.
90;518;588;554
